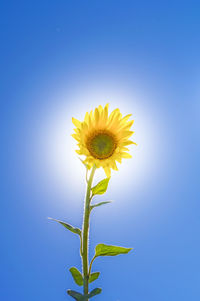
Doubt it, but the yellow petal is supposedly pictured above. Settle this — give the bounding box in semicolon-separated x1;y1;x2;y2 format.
121;152;132;158
104;167;111;177
121;146;129;151
72;117;81;128
99;103;109;127
79;147;90;156
119;120;134;131
120;140;136;146
115;156;122;164
84;112;89;124
71;134;81;142
81;121;88;132
74;128;80;134
111;161;118;171
88;110;93;128
108;108;120;123
120;130;134;139
104;103;109;118
121;114;132;122
94;108;100;125
98;105;103;115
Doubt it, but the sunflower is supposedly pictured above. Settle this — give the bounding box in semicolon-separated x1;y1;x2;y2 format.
72;104;136;177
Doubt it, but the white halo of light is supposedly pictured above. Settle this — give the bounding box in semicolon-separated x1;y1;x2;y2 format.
36;84;165;209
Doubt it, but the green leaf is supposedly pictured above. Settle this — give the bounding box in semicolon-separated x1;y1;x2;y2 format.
95;243;132;257
91;178;110;196
89;272;100;283
48;217;81;236
90;201;112;211
67;290;85;301
67;288;102;300
69;267;83;286
88;288;102;298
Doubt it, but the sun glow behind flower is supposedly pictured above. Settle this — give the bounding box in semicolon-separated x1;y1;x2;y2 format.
34;85;165;210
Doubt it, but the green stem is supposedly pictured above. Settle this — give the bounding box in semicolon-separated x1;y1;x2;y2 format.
82;165;96;299
88;255;96;277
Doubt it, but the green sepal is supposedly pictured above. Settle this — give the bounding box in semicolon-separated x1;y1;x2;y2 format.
91;178;110;196
88;288;102;298
90;201;112;211
67;290;85;300
69;267;83;286
48;217;81;236
89;272;100;283
79;158;91;170
95;243;132;257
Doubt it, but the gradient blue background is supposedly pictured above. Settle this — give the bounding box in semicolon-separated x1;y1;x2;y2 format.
1;1;200;300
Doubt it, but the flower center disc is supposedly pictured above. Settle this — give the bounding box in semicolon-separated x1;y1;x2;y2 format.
87;131;117;160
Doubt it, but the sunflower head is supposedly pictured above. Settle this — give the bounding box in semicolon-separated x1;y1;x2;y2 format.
72;104;136;177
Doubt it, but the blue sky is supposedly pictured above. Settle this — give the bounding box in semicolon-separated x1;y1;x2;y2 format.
1;1;200;300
